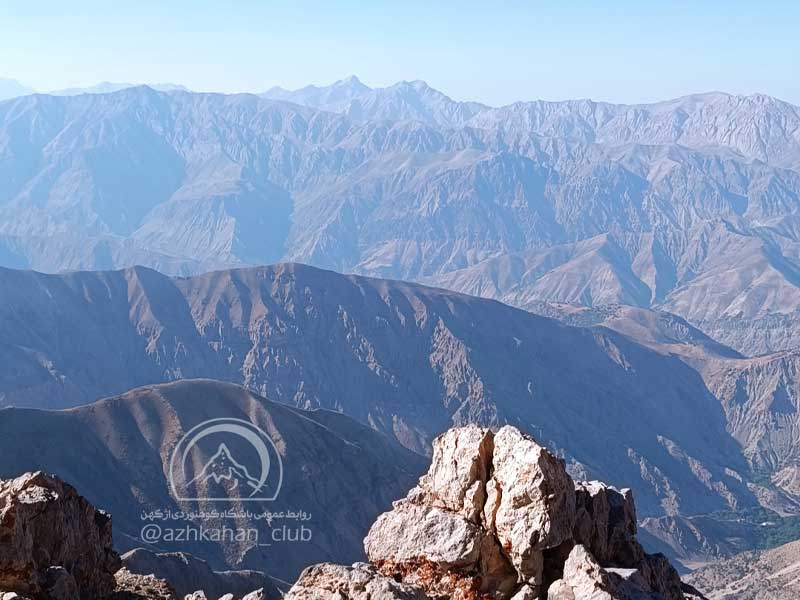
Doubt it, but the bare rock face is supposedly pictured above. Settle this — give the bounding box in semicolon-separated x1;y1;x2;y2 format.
365;502;485;568
407;425;494;522
485;426;577;586
547;545;703;600
284;562;430;600
573;481;643;567
547;545;616;600
111;568;177;600
299;426;704;600
0;471;121;599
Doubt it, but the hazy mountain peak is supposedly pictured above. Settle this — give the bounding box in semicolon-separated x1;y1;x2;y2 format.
338;74;368;87
0;77;35;102
48;81;189;96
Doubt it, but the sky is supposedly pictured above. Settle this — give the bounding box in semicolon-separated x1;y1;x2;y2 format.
2;0;798;106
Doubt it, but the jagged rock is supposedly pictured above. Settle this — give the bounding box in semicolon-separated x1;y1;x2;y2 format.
548;545;700;600
365;427;518;598
0;471;121;599
284;562;429;599
358;425;700;599
635;554;688;600
573;481;644;567
547;545;618;600
112;568;177;599
407;425;493;522
509;585;537;600
240;590;267;600
484;426;577;586
184;592;207;600
365;502;485;568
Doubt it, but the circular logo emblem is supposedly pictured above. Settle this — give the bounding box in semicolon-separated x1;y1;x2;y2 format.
169;418;283;502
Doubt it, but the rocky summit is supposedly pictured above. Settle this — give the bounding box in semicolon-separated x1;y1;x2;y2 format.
286;425;706;600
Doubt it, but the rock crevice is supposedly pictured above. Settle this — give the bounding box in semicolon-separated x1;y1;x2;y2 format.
288;425;706;600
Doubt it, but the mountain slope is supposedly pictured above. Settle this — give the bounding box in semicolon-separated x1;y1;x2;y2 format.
0;379;426;581
0;262;764;521
686;539;800;599
1;85;799;354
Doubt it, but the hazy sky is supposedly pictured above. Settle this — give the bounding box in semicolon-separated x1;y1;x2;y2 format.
2;0;798;105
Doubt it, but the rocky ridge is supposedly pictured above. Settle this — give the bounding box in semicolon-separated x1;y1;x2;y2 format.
286;425;705;600
0;471;278;600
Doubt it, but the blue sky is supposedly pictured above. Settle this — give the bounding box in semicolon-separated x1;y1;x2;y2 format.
2;0;798;105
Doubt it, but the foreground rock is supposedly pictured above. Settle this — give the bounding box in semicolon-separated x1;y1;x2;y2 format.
112;568;177;599
0;472;272;600
288;425;706;600
286;563;429;599
0;472;121;599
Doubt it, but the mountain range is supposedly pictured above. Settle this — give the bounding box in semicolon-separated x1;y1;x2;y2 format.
1;76;799;574
1;78;799;355
0;78;189;101
0;261;798;569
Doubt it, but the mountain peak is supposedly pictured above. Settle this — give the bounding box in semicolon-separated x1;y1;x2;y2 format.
338;74;367;87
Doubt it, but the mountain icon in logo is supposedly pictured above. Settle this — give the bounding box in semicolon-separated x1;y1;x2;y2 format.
187;443;267;497
169;417;283;502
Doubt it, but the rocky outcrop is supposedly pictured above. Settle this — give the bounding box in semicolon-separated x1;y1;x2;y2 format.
0;471;121;599
112;568;177;599
285;563;429;599
121;549;279;600
0;472;277;600
288;425;705;600
573;481;642;568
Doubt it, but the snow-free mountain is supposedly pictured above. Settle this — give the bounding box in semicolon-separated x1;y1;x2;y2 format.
1;77;799;569
0;378;426;580
1;261;799;568
1;79;799;355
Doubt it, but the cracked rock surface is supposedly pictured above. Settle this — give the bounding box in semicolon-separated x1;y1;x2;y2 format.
288;425;707;600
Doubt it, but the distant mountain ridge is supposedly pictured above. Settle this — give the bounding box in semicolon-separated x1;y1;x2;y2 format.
1;80;799;354
0;78;189;100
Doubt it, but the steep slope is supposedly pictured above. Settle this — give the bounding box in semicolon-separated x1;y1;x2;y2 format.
686;539;800;599
699;351;800;489
467;92;800;168
0;379;426;581
0;263;760;520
